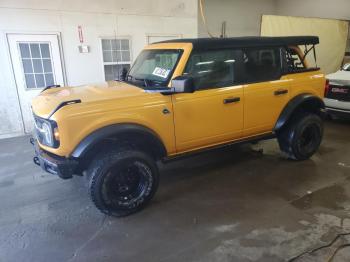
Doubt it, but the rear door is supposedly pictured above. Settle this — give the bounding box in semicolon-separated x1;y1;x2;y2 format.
173;49;244;152
242;47;291;136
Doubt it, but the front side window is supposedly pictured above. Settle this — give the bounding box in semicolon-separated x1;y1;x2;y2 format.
127;49;182;88
242;48;281;82
183;49;244;90
101;38;131;81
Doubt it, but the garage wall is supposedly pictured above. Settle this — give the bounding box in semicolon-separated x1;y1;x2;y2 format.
198;0;277;37
198;0;349;53
261;15;349;74
275;0;350;20
0;0;197;138
276;0;350;65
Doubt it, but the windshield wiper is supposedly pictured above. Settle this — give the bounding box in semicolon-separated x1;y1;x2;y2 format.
126;75;165;89
135;78;150;87
125;75;146;86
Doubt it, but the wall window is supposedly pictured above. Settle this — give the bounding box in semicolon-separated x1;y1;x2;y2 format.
101;38;131;81
18;42;55;89
242;48;281;82
184;49;244;90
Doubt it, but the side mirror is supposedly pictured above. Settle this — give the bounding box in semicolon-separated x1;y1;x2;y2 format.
171;76;195;93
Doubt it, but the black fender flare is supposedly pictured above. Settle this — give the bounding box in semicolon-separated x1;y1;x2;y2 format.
274;93;325;131
71;123;167;159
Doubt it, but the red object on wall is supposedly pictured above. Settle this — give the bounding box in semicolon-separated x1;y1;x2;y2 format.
78;25;84;43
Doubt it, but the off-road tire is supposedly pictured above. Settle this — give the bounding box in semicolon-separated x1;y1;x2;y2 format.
88;149;159;217
277;113;323;160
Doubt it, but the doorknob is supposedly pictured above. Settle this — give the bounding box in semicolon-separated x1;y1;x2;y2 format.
274;89;288;96
223;97;240;104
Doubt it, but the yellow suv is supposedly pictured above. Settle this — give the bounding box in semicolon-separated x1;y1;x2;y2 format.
31;36;326;216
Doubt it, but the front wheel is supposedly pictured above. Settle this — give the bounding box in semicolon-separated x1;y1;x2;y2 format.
88;150;159;217
277;113;323;160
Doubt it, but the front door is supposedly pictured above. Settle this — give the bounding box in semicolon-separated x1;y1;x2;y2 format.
7;33;65;133
173;49;244;152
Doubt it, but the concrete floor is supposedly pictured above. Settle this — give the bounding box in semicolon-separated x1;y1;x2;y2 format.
1;120;350;262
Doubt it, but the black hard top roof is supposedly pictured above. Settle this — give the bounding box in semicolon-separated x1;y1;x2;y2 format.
155;36;319;50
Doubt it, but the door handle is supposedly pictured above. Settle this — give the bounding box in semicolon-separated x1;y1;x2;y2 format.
162;108;170;114
223;97;240;104
274;89;288;96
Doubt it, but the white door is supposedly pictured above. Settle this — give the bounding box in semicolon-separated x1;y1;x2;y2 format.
7;33;65;133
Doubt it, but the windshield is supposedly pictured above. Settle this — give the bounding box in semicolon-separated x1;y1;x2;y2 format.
126;49;182;89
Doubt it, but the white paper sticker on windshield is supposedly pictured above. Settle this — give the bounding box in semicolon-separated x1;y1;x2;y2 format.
152;67;171;78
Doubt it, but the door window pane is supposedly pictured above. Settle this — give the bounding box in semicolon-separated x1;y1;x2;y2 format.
40;43;50;58
30;43;40;58
22;59;33;73
35;74;45;88
43;59;52;73
33;59;43;73
45;73;55;86
19;43;30;58
25;74;36;88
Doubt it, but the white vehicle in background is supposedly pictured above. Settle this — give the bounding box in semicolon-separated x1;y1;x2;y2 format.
324;63;350;118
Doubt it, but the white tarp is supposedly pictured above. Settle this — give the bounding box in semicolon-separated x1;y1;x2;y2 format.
261;15;349;74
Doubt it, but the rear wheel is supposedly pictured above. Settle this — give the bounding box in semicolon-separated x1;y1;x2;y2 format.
88;149;159;217
277;113;323;160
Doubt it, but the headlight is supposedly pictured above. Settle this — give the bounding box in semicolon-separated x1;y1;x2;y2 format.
42;122;53;146
34;116;60;148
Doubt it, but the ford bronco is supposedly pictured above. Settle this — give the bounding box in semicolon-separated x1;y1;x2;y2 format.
31;36;326;217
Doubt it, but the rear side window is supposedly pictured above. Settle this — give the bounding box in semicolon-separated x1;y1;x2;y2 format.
242;48;282;83
183;49;245;90
282;47;306;72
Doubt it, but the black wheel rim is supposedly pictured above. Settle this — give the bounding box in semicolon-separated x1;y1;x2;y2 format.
297;123;320;155
103;160;153;209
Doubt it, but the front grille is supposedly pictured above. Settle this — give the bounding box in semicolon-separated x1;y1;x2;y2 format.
326;84;350;102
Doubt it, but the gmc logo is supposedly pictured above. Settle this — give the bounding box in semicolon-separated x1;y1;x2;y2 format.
332;87;349;94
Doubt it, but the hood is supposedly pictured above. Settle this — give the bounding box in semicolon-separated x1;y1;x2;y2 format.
32;81;146;118
326;70;350;84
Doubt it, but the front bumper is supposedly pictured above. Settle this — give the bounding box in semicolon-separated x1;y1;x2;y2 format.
31;137;78;179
